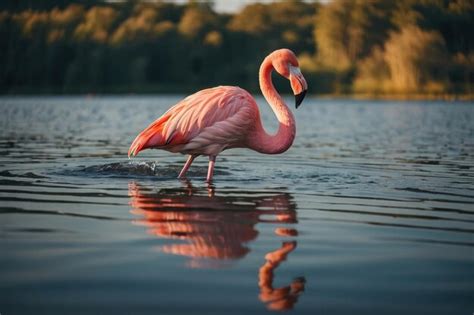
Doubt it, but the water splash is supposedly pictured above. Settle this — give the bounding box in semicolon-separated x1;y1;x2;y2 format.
63;161;229;179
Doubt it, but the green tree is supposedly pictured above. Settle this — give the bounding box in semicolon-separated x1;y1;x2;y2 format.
178;2;217;39
314;0;394;71
74;6;117;42
384;25;449;92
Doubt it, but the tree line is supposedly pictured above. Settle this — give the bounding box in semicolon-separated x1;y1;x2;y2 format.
0;0;473;96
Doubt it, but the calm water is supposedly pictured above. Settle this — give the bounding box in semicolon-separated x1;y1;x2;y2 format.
0;95;473;314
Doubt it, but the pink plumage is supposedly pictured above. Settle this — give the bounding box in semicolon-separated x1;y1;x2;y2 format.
128;49;308;182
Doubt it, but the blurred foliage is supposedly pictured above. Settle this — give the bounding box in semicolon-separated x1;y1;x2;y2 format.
0;0;472;95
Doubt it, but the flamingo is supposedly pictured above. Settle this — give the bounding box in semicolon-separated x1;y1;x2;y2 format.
128;48;308;182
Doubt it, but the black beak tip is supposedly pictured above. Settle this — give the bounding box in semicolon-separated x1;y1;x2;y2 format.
295;90;307;109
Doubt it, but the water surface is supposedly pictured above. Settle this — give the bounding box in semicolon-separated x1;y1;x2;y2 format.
0;96;473;314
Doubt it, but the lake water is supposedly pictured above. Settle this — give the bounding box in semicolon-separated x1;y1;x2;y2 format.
0;95;473;314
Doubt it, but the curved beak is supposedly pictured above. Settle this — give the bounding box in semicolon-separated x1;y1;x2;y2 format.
295;90;307;109
289;65;308;109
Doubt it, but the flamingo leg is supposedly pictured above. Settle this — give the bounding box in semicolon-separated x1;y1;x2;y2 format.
206;156;216;183
178;155;197;179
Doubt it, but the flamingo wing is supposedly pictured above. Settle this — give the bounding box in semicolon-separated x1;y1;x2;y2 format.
128;86;257;157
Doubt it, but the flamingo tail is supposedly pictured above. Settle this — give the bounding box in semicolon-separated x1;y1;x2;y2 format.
128;114;171;158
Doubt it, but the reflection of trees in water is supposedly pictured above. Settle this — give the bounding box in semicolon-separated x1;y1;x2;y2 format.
128;181;305;311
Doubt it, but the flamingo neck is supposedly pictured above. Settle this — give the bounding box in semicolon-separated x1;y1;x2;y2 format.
249;56;296;154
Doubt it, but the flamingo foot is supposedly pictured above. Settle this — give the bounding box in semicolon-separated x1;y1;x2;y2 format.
178;155;196;179
206;156;216;183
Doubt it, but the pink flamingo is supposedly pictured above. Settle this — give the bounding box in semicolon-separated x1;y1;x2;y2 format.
128;49;308;182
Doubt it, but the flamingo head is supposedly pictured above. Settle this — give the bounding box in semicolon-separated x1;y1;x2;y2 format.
271;49;308;108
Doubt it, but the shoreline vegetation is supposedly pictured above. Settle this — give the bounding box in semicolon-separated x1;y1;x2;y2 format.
1;0;473;99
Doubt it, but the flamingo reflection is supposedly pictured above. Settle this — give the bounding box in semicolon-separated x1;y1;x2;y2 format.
128;181;306;311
